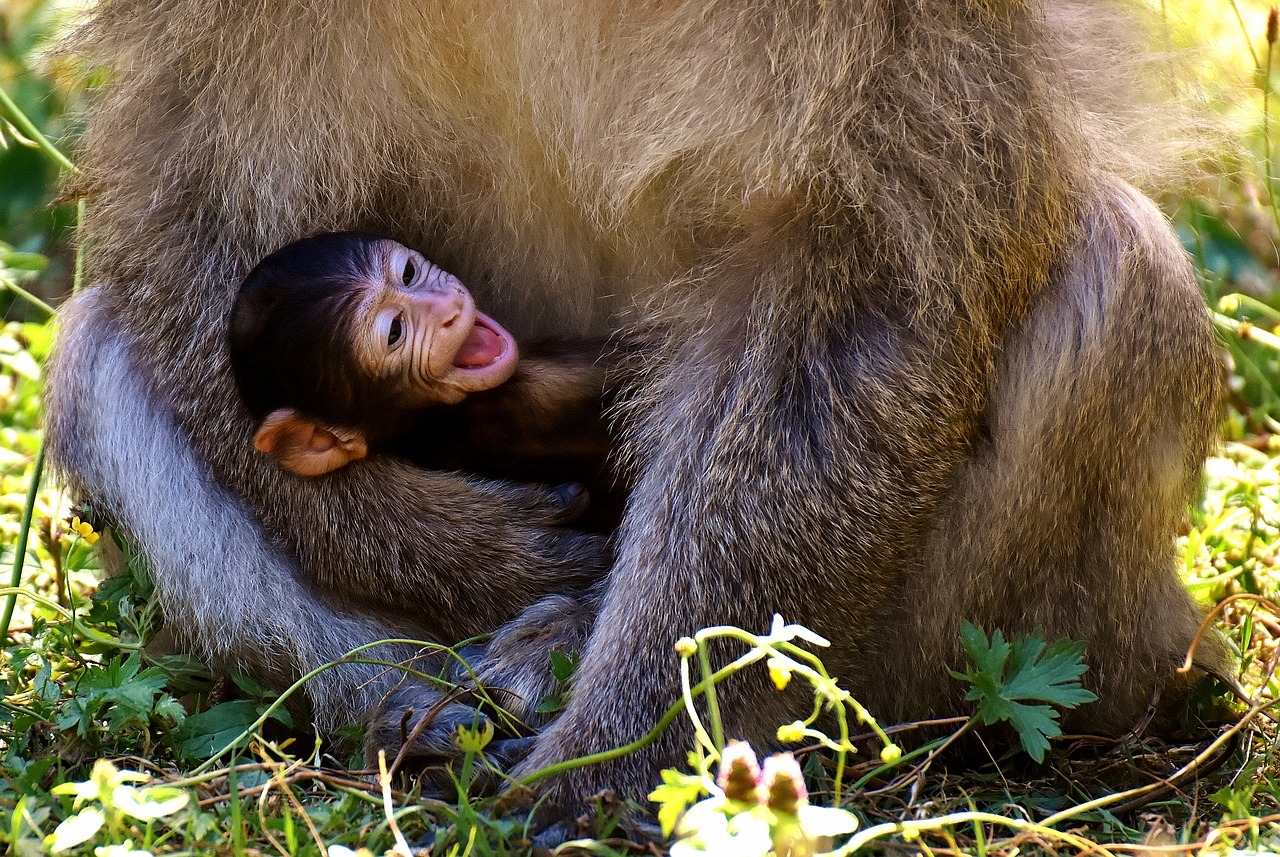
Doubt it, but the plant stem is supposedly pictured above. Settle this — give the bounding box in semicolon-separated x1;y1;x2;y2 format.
74;199;86;292
0;584;140;648
1265;20;1280;230
1228;0;1262;69
521;658;743;785
1216;311;1280;350
0;444;44;641
679;653;718;757
188;638;457;774
851;732;954;792
0;274;56;318
1222;292;1280;326
0;85;76;173
697;643;724;751
837;811;1116;857
833;697;849;800
377;751;413;857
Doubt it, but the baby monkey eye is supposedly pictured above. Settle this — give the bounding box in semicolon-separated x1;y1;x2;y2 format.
402;258;416;285
387;313;405;347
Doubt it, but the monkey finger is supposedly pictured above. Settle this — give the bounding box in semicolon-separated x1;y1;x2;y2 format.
485;735;536;769
366;686;497;762
493;479;593;526
533;528;613;587
453;594;598;724
448;642;490;683
546;482;591;524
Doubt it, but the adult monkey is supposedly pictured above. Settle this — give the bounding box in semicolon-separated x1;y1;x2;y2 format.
47;0;1227;822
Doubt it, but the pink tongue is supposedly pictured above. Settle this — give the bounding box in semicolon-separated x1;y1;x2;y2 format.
453;323;504;368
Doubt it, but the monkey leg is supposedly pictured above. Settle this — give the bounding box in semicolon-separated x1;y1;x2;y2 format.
456;589;604;727
509;257;997;816
510;176;1226;821
885;175;1229;732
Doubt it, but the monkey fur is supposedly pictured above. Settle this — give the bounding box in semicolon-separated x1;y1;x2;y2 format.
46;0;1228;822
224;231;620;497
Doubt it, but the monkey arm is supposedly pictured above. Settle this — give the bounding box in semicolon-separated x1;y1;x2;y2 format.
45;289;442;727
243;454;608;637
442;340;618;464
46;289;608;727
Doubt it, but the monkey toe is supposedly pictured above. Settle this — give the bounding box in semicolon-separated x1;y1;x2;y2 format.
461;594;598;723
529;820;577;854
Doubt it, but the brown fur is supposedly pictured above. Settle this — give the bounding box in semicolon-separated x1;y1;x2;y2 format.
45;0;1227;822
405;341;627;532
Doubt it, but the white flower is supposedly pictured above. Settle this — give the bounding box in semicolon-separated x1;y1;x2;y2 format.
670;799;772;857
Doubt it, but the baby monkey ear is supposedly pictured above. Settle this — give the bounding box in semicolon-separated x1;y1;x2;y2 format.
253;408;369;477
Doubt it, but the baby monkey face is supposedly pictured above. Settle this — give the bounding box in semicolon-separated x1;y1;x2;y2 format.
356;240;519;405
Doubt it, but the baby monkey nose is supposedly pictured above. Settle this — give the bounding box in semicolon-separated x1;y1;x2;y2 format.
434;288;466;328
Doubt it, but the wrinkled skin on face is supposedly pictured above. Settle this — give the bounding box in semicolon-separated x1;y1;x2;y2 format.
355;239;519;406
241;236;524;477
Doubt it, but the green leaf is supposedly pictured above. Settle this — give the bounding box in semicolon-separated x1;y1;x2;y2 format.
549;649;579;683
230;671;277;700
72;655;182;735
0;251;47;272
533;693;566;715
169;700;264;759
649;768;709;838
952;622;1099;763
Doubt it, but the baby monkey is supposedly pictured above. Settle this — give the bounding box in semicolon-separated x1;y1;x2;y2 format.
227;233;623;526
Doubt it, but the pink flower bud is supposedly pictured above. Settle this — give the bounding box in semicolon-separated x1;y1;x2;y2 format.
760;753;807;815
716;740;762;803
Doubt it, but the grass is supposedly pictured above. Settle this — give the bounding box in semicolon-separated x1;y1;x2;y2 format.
2;316;1279;856
6;2;1280;855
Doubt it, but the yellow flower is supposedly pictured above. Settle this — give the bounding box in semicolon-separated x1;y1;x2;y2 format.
674;637;698;658
70;517;100;545
766;657;791;691
879;744;902;764
776;721;806;744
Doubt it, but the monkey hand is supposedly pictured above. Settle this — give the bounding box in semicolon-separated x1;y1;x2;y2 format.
520;481;592;526
364;683;535;794
450;591;603;726
446;473;612;589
